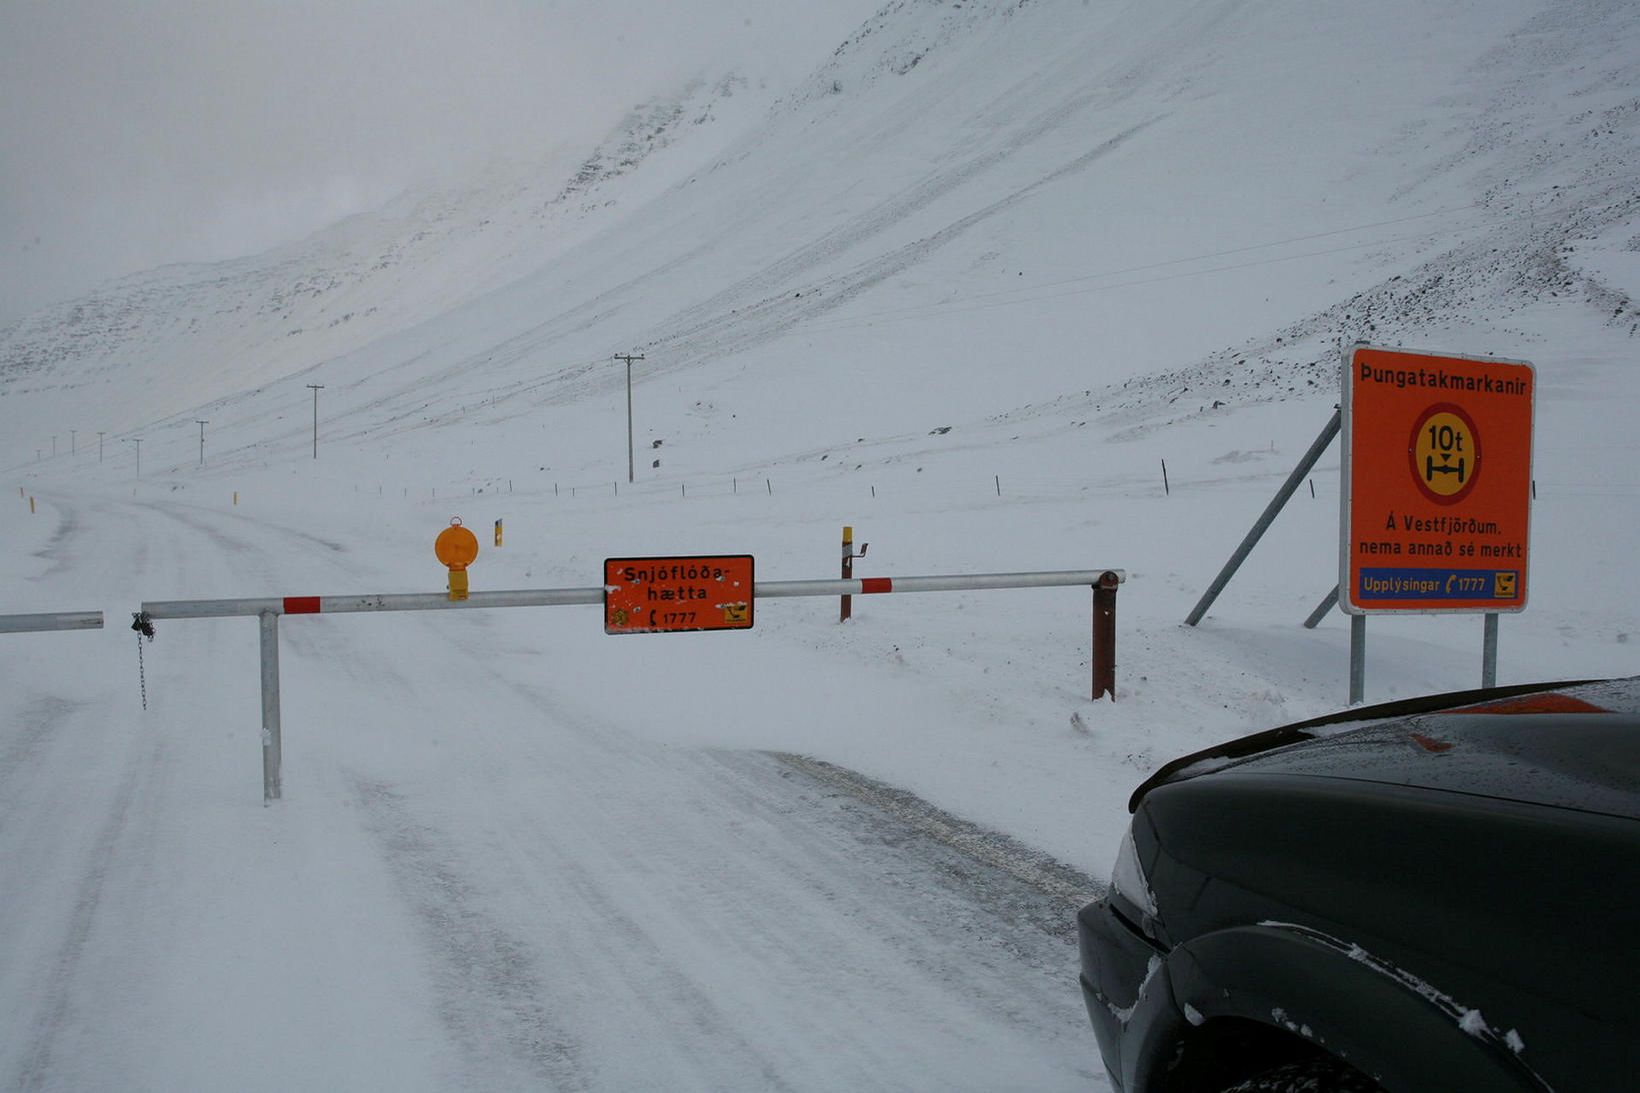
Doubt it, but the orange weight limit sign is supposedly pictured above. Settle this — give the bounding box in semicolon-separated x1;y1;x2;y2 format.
435;518;480;601
1341;344;1534;614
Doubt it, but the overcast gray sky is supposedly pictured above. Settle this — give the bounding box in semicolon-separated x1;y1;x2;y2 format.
0;1;876;321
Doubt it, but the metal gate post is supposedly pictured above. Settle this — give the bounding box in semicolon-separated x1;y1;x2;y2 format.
1092;571;1120;700
259;611;282;803
840;526;853;622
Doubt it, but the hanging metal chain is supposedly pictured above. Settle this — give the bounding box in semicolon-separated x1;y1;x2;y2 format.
131;612;155;711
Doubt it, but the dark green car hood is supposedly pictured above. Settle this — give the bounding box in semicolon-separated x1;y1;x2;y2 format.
1134;677;1640;821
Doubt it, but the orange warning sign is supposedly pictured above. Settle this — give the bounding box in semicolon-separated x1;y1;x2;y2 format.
604;555;754;634
1341;345;1534;614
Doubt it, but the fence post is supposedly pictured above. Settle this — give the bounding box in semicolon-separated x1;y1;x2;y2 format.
1092;570;1120;700
259;611;282;803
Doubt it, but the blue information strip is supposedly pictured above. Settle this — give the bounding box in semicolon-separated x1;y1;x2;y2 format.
1358;568;1519;601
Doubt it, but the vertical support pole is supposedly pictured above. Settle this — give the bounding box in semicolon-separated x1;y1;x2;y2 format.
259;611;282;803
1186;409;1341;625
1092;571;1120;701
1303;585;1340;629
1482;613;1499;688
840;525;854;622
1349;613;1367;705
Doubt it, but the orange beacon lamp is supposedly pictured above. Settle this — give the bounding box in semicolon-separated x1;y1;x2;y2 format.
434;518;480;601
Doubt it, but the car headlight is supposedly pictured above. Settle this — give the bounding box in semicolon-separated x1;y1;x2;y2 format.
1110;825;1158;920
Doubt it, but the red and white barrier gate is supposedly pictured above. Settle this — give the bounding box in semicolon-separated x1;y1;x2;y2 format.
139;568;1123;803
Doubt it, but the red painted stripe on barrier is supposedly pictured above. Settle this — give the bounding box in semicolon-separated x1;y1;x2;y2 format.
283;596;322;615
860;578;893;594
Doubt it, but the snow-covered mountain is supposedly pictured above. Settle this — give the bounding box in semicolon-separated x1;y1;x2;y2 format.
6;0;1637;469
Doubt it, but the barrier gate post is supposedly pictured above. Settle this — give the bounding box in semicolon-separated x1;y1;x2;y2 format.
1092;571;1120;700
260;611;282;802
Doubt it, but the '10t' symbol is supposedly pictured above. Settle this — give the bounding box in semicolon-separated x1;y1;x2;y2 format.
1410;405;1481;503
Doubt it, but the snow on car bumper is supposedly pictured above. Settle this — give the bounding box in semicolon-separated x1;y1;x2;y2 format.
1078;896;1178;1092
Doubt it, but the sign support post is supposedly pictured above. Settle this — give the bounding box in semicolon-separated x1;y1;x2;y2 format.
1350;614;1366;705
1185;409;1341;626
1482;613;1499;688
1303;585;1340;630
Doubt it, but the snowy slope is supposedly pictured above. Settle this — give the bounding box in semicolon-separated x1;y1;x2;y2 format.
4;0;1640;1088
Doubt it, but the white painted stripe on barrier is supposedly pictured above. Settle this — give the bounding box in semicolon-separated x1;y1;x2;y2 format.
0;611;104;634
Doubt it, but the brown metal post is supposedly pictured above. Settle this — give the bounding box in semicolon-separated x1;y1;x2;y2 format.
840;525;853;622
1092;570;1120;701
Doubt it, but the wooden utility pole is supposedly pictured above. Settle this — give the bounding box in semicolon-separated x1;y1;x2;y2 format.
613;353;645;483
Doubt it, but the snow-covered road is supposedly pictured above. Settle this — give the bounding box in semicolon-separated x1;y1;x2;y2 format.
3;493;1106;1091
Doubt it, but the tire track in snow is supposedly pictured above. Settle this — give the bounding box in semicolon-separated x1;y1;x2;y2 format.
350;777;592;1092
28;506;83;581
0;697;83;803
769;751;1102;916
6;725;166;1092
140;499;352;561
